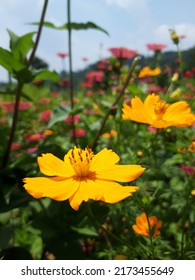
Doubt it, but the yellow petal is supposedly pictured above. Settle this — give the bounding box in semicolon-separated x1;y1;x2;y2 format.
122;97;152;124
91;148;120;169
69;179;138;210
94;165;145;182
37;153;74;177
163;101;194;125
23;177;78;201
144;93;159;121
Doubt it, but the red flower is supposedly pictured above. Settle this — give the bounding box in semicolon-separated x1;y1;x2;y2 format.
39;98;51;105
0;101;32;113
50;92;60;97
11;143;21;151
108;47;137;59
85;71;104;82
39;110;52;122
179;164;195;177
26;134;45;142
57;52;69;58
65;114;81;124
70;128;86;138
146;44;167;52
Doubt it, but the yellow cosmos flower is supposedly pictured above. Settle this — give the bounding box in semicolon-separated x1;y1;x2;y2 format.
132;212;162;238
23;147;145;210
122;93;195;128
138;66;161;78
102;129;118;139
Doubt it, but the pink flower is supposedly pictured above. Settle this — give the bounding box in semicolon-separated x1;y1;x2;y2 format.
27;147;38;154
39;110;52;122
11;143;21;151
26;134;45;142
50;92;60;97
81;57;88;62
65;114;81;124
39;98;51;105
57;52;69;58
1;102;32;113
70;128;86;138
86;71;104;83
179;164;195;176
108;47;137;60
146;44;167;52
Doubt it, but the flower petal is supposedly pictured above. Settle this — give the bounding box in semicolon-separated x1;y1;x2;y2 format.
23;177;78;201
69;179;138;210
163;101;194;126
37;153;74;177
122;97;152;124
94;165;145;182
91;148;120;169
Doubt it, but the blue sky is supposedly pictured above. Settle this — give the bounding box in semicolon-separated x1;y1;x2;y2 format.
0;0;195;81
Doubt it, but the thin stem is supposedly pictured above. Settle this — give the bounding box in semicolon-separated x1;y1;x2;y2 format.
176;44;183;79
91;56;140;150
2;0;49;168
2;82;23;168
28;0;49;66
87;203;140;257
67;0;77;146
145;212;155;259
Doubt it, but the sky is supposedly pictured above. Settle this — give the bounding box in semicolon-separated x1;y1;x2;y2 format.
0;0;195;82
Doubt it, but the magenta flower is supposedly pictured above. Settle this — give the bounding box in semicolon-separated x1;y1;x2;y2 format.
146;44;167;52
57;52;69;58
179;164;195;177
108;47;137;60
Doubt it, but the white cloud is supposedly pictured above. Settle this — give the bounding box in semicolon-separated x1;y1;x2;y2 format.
105;0;150;12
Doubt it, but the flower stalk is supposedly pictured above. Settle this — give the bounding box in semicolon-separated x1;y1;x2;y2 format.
91;56;140;149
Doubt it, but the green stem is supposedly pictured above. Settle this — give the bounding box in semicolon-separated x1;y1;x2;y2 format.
2;82;23;168
91;56;140;150
2;0;49;168
176;44;183;79
67;0;77;146
28;0;49;66
87;203;140;257
145;212;155;259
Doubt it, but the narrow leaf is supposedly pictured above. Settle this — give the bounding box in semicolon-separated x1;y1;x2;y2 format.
30;21;109;36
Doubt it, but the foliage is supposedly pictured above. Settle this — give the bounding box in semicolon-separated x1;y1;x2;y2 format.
0;0;195;260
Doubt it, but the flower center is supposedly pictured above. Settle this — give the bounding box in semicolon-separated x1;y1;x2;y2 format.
69;147;94;178
153;100;169;120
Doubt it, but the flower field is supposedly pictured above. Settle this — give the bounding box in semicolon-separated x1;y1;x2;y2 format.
0;1;195;260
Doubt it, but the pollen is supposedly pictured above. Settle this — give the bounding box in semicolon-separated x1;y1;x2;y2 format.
153;100;169;120
69;146;94;178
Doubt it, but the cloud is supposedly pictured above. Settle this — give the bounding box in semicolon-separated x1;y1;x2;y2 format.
105;0;149;11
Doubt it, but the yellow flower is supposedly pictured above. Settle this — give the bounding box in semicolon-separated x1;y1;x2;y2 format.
138;67;161;78
102;129;118;139
188;141;195;153
23;147;145;210
132;213;162;238
122;93;195;128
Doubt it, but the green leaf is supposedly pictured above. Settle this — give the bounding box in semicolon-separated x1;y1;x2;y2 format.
7;29;35;61
30;21;109;36
48;105;71;128
33;69;60;83
0;47;25;74
71;225;98;237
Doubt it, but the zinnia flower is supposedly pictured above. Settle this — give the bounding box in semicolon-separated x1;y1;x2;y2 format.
122;93;195;128
132;213;162;238
23;147;145;210
146;43;167;52
108;47;137;60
